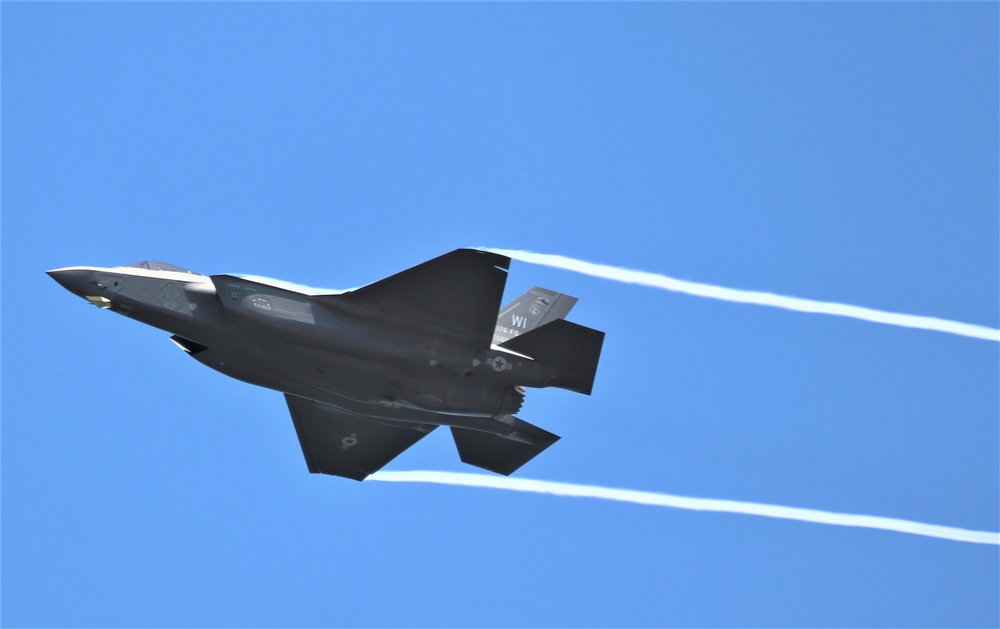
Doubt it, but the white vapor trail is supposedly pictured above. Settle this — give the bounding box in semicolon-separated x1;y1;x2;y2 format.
482;248;1000;342
371;471;1000;546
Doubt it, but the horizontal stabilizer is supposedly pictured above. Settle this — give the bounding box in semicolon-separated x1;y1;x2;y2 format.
451;419;559;475
499;319;605;395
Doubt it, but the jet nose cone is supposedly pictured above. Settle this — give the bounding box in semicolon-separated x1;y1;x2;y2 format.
47;267;96;297
47;268;78;291
46;269;69;282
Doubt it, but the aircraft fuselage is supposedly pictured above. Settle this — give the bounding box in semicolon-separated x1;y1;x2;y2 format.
48;250;604;479
48;265;550;430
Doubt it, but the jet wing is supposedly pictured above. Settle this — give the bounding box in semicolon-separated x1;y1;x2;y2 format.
285;394;435;481
334;249;510;349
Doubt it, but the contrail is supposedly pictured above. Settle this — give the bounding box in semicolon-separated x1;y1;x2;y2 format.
370;471;1000;546
481;248;1000;342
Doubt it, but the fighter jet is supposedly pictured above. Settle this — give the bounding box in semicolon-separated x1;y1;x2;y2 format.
47;249;604;480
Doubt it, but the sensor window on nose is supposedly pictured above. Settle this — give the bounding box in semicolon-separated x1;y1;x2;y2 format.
84;295;112;309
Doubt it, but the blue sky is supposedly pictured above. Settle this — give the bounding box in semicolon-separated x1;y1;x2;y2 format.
3;3;997;627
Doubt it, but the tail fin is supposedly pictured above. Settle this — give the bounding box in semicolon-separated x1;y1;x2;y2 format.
494;287;578;344
499;319;605;395
451;418;559;475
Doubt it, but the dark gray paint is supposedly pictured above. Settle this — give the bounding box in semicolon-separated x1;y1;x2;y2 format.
48;249;604;480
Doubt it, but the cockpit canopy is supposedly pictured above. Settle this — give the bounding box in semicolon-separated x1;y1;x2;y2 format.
123;261;197;274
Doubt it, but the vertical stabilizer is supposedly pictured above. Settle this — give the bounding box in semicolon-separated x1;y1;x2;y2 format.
494;287;578;344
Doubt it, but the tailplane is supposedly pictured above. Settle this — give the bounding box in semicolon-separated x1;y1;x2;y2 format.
499;319;605;395
451;418;559;475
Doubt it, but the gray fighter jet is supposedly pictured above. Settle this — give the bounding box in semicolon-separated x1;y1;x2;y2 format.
47;249;604;480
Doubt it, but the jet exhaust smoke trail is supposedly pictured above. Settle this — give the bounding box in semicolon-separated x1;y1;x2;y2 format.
371;471;1000;546
482;248;1000;342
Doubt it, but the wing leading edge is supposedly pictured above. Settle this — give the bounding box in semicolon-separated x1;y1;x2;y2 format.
327;249;511;349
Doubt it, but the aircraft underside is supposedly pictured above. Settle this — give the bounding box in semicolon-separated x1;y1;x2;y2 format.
49;249;604;480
